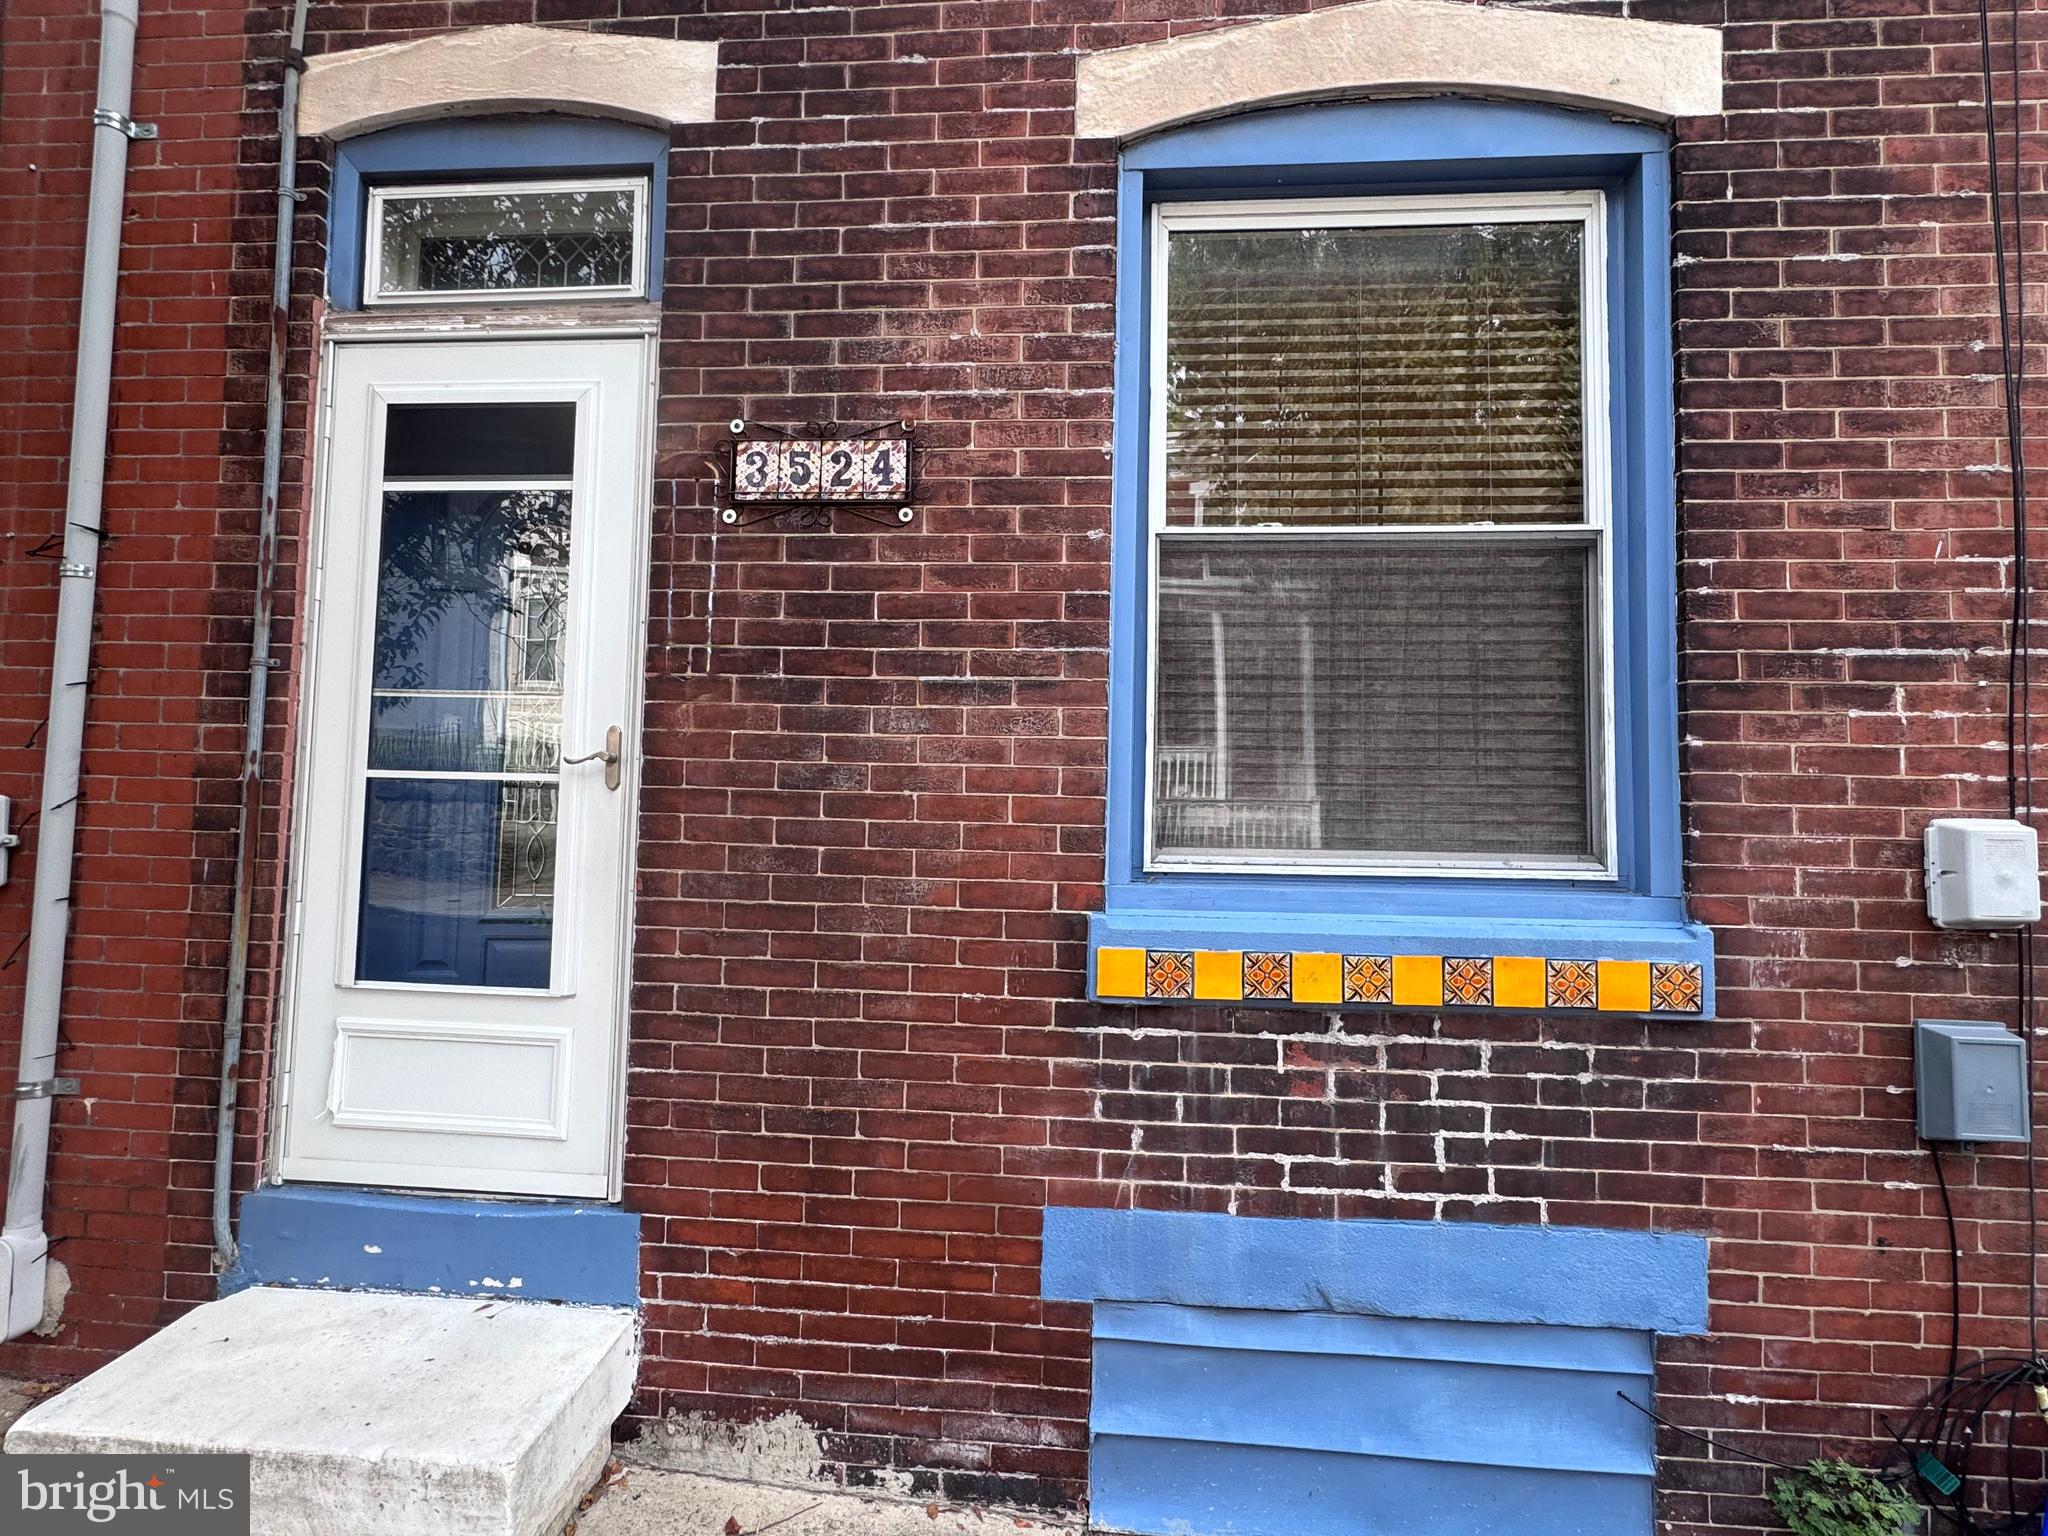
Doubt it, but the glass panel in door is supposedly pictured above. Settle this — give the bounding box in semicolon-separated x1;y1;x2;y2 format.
355;402;575;989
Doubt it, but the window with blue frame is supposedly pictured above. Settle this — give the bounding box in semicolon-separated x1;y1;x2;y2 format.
1091;98;1714;1018
325;117;668;309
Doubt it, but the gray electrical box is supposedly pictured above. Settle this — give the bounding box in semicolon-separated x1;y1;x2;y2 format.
1915;1019;2031;1143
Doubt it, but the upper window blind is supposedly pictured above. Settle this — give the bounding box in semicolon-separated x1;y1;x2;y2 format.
1163;220;1584;529
1147;196;1610;874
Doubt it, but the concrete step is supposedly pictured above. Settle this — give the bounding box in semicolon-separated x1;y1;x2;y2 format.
4;1286;635;1536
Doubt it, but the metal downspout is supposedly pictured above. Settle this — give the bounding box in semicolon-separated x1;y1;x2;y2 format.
3;0;146;1342
211;0;311;1272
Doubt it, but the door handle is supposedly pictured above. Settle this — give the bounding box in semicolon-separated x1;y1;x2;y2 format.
562;724;623;791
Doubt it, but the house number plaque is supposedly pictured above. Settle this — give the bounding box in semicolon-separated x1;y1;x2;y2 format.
720;419;917;527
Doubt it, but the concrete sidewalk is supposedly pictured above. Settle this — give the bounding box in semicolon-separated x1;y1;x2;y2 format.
0;1376;47;1439
574;1462;1083;1536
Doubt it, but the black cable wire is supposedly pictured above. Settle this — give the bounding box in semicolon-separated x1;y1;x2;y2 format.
1889;1354;2048;1535
1614;1391;1809;1474
1973;0;2041;1366
2004;0;2030;841
1883;10;2047;1531
1933;1145;1963;1382
2026;954;2041;1361
1886;1147;2048;1535
1990;0;2042;1367
1978;0;2031;811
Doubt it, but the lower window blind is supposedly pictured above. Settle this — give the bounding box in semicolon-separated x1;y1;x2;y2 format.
1151;539;1596;864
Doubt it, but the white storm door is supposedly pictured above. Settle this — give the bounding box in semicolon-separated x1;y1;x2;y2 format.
280;337;648;1198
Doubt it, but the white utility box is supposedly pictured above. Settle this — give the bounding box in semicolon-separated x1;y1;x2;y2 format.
1924;817;2042;930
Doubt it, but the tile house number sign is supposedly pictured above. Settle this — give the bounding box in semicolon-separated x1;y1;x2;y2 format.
721;419;916;527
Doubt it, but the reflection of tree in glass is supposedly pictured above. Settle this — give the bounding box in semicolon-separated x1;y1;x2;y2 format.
381;188;636;292
356;782;556;925
1164;221;1583;530
373;489;570;692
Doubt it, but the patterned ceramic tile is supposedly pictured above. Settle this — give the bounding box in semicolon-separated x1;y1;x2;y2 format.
1546;958;1597;1009
1095;945;1704;1018
1243;951;1291;1000
1342;954;1394;1004
776;438;822;499
819;438;864;498
1443;957;1494;1007
733;438;776;498
1145;950;1194;999
861;437;910;499
1651;962;1703;1013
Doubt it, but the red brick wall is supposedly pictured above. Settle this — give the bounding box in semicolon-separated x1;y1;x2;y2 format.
627;0;2048;1519
5;0;2048;1530
1670;0;2048;1525
0;0;286;1373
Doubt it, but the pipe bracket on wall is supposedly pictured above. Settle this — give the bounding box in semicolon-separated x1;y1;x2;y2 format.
91;107;156;140
12;1080;78;1102
0;796;16;887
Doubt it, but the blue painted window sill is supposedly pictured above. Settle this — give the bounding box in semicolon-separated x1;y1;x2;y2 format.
1088;906;1714;1018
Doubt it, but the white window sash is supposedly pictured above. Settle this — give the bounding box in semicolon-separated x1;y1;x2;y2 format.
364;175;650;307
1142;189;1620;880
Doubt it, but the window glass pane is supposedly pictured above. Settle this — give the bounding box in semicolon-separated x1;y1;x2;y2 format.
368;489;571;766
384;403;575;480
1151;537;1596;863
368;692;562;776
358;480;571;985
375;182;641;297
1164;221;1584;528
356;779;556;988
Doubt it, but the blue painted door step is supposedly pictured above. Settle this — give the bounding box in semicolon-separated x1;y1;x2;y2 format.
223;1184;640;1306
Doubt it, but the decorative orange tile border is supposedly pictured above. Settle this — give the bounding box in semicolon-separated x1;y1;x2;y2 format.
1093;948;1705;1016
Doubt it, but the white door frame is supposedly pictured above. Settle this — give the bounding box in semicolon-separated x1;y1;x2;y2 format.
270;323;656;1200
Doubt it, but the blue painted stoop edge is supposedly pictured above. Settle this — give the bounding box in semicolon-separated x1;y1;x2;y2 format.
1042;1207;1710;1334
222;1185;641;1307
